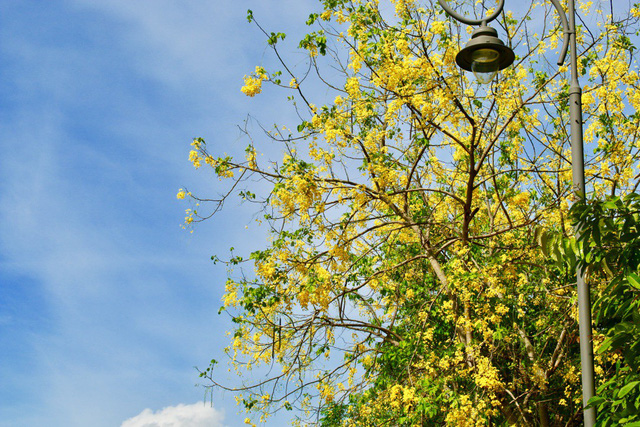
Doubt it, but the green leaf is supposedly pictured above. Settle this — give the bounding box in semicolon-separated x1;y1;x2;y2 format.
268;32;286;46
592;222;602;246
599;337;613;354
552;243;562;264
540;231;550;256
586;396;606;409
564;239;577;268
534;226;544;246
628;272;640;290
619;381;640;398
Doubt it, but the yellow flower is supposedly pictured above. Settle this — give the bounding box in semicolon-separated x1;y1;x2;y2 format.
189;150;201;168
176;189;186;200
430;20;445;35
511;192;530;208
241;75;263;97
363;354;373;367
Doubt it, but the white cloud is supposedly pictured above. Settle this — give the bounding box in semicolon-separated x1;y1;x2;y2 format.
121;402;226;427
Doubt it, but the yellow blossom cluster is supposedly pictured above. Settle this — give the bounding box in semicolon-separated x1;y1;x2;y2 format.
241;66;268;97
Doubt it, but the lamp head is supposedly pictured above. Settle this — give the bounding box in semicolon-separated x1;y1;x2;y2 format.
456;25;514;84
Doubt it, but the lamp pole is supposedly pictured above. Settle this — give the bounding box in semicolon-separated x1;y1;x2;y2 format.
437;0;596;425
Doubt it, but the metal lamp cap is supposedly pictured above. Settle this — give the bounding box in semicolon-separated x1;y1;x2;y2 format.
455;25;515;74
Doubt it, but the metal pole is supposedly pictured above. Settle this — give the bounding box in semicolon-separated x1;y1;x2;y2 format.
567;0;596;424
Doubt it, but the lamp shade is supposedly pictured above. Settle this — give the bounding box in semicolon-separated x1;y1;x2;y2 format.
456;25;514;83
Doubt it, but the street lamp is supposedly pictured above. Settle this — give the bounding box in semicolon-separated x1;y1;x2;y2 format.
437;0;596;425
456;25;515;83
438;0;515;82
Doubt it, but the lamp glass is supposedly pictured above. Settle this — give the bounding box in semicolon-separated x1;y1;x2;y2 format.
471;48;501;84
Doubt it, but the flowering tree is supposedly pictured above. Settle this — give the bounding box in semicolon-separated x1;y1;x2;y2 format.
181;0;640;425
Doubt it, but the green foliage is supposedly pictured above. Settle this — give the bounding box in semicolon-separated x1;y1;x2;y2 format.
268;32;287;46
572;194;640;425
298;31;327;55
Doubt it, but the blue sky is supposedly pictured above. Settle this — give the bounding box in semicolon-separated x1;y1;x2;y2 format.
0;1;315;426
1;1;605;425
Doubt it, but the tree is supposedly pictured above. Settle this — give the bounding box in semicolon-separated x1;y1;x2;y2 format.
571;194;640;426
182;1;640;425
